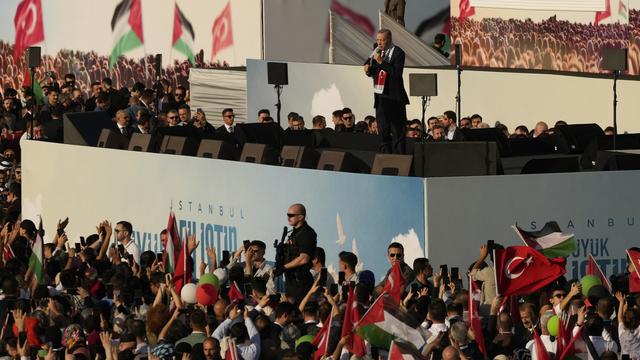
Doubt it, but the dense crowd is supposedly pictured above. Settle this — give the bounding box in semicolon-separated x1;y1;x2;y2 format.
0;41;228;100
0;187;638;360
451;10;640;74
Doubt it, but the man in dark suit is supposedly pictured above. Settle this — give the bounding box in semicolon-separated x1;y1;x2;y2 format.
442;110;465;141
216;108;235;134
364;29;410;154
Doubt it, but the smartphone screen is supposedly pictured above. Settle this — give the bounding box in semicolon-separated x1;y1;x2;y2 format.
74;243;81;252
451;267;459;280
244;283;252;295
157;253;164;261
319;268;328;286
411;283;420;294
243;240;251;250
440;265;449;284
338;271;345;284
329;284;339;297
117;244;125;256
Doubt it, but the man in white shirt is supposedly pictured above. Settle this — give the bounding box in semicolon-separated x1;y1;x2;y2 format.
115;221;140;264
526;311;557;359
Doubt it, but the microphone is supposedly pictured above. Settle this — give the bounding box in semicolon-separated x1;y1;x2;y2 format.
369;47;382;66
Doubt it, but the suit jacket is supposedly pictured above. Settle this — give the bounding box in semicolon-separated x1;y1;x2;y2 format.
216;124;233;134
365;45;410;108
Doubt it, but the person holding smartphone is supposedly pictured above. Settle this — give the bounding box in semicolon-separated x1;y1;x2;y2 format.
114;220;140;264
469;243;497;307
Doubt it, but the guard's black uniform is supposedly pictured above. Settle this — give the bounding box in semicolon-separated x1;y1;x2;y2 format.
284;222;317;304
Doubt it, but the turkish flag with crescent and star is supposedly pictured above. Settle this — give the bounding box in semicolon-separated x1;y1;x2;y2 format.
210;1;233;62
13;0;44;62
495;246;566;297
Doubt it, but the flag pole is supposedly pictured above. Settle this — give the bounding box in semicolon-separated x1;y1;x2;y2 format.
493;248;500;297
511;225;529;247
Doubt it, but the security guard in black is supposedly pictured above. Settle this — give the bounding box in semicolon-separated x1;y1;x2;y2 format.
283;203;317;304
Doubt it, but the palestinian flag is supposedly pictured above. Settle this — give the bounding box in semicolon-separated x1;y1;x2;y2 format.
388;339;426;359
23;68;44;106
172;4;195;65
28;218;44;284
164;210;180;274
356;293;425;351
109;0;144;68
619;0;628;21
512;221;577;258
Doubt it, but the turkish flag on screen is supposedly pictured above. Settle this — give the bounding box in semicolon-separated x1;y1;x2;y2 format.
211;1;233;61
495;246;566;297
13;0;44;61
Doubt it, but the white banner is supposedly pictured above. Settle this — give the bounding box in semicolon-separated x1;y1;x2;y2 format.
425;171;640;280
21;141;426;281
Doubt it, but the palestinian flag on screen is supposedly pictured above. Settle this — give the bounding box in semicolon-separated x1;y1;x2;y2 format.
172;4;196;65
356;293;425;350
109;0;144;68
512;221;577;258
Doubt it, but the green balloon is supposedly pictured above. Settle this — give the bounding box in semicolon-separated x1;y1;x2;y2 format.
547;315;559;337
580;275;602;297
199;273;220;288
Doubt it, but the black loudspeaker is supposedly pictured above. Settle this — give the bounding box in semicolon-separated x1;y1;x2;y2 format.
595;151;640;171
316;130;379;151
280;146;319;168
581;134;640;168
454;43;462;66
240;143;280;165
409;74;438;97
97;129;129;150
63;111;117;146
414;142;499;177
197;139;237;160
234;123;283;148
267;62;288;85
159;136;200;156
508;138;555;156
155;54;162;77
128;133;154;152
601;48;628;71
520;157;580;174
26;47;41;68
317;150;370;173
282;130;316;147
460;128;512;157
371;154;413;176
553;124;604;154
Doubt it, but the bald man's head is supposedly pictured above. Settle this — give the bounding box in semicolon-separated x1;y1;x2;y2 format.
442;346;460;360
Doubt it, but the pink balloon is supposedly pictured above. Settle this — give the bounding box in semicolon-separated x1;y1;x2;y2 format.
196;284;219;306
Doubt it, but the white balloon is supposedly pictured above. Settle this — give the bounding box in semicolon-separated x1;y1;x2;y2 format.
180;283;197;304
213;268;227;285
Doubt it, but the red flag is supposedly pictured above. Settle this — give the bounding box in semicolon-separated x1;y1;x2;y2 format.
228;281;245;303
587;254;612;292
330;0;375;36
341;286;366;356
595;0;611;26
13;0;45;61
532;329;552;360
312;311;333;360
558;326;583;360
459;0;476;23
211;1;233;61
224;338;239;360
627;247;640;293
468;275;487;356
173;234;192;294
494;246;566;297
382;261;405;303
